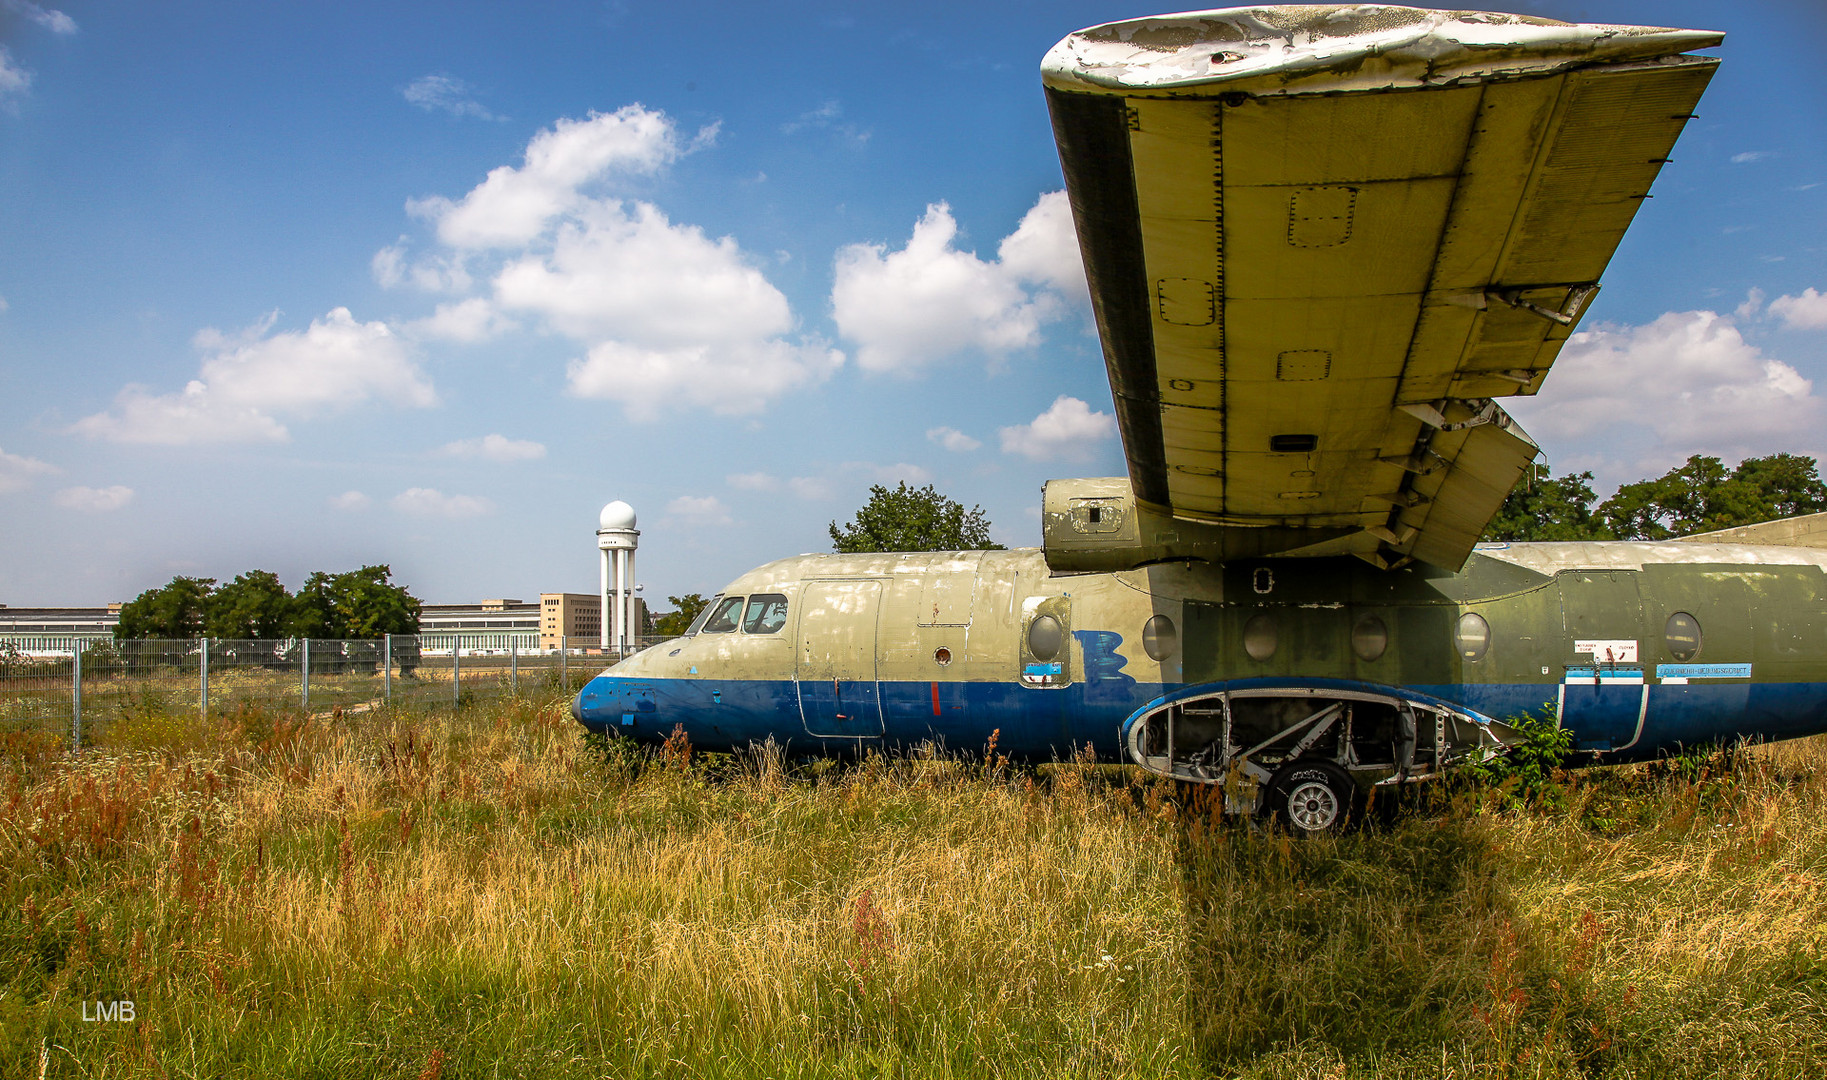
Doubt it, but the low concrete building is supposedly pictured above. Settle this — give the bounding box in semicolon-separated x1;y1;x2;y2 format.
0;604;121;654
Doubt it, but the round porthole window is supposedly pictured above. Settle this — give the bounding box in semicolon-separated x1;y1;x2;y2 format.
933;646;952;666
1351;615;1389;662
1665;611;1702;662
1028;614;1064;661
1243;612;1277;661
1142;615;1177;661
1455;611;1490;662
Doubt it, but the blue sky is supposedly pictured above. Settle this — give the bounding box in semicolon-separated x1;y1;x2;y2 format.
1;0;1823;609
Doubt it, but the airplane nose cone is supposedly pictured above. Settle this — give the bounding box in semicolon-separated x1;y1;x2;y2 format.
570;689;586;724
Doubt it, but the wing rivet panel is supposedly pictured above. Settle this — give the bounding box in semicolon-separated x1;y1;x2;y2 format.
1287;186;1357;248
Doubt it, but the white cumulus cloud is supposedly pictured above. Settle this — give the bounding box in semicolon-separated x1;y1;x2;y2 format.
1769;287;1827;329
440;433;546;462
372;241;473;293
73;308;433;444
408;297;516;341
403;74;501;121
391;105;836;418
999;396;1116;462
664;494;732;524
995;189;1091;308
831;191;1088;373
391;487;493;518
0;446;58;493
926;426;982;452
5;1;77;34
328;491;372;511
54;485;133;512
498;201;794;344
565;337;842;419
410;105;706;249
1508;309;1824;482
0;2;74;110
0;47;32;106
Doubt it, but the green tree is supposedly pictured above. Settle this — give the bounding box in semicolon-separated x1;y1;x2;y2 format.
115;576;216;639
1598;453;1827;540
828;482;1005;553
652;593;709;637
288;572;339;639
204;570;293;638
288;565;420;638
327;564;422;638
1483;465;1610;542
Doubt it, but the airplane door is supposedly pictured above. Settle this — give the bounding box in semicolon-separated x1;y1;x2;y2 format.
1559;570;1647;751
797;580;885;738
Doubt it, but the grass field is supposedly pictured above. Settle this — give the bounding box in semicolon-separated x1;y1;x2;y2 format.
3;695;1824;1078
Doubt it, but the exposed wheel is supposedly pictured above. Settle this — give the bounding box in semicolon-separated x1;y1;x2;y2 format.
1263;761;1358;835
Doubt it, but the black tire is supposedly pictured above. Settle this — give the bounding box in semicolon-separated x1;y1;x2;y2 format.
1263;760;1358;835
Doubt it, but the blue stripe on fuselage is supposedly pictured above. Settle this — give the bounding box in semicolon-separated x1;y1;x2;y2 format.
574;674;1827;764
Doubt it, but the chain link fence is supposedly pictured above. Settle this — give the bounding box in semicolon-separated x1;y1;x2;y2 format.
0;636;663;750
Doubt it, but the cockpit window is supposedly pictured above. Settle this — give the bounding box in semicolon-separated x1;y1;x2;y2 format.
742;594;789;634
684;595;723;636
701;595;745;634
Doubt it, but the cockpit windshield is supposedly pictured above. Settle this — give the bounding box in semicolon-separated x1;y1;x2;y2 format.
684;595;722;636
742;594;788;634
701;595;745;634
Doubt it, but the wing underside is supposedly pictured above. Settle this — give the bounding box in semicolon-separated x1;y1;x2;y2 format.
1044;5;1721;570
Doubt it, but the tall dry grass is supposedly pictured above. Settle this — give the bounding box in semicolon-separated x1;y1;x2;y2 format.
1;696;1823;1078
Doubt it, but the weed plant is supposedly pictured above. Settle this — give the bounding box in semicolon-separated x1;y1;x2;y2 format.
1;697;1823;1078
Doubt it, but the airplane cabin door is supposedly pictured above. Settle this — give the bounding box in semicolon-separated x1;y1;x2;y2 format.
1558;570;1648;751
797;580;885;738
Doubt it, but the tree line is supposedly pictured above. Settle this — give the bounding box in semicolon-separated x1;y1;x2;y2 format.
1483;453;1827;542
112;457;1826;641
115;565;421;640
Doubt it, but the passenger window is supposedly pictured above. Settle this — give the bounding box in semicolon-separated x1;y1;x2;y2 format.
701;596;745;633
684;595;722;636
742;594;789;634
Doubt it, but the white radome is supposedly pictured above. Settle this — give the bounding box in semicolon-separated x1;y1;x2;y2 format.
598;500;637;531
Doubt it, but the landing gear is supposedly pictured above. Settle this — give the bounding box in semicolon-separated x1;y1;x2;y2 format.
1264;761;1358;835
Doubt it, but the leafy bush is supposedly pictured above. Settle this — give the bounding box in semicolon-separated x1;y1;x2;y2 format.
1456;708;1576;811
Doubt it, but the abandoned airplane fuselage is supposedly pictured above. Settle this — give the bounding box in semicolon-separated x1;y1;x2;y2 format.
573;536;1827;796
571;6;1807;829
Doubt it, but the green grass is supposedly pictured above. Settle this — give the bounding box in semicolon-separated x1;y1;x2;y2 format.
3;697;1825;1078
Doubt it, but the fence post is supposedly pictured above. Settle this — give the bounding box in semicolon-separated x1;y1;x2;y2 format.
302;639;311;710
452;645;461;709
510;638;518;695
200;638;209;718
560;635;567;687
71;640;83;754
384;634;392;703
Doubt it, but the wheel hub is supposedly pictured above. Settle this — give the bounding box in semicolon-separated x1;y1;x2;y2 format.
1286;779;1339;831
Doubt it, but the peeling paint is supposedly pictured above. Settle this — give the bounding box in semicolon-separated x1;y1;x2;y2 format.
1043;5;1722;97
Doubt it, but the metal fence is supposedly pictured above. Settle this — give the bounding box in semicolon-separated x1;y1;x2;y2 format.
0;635;666;750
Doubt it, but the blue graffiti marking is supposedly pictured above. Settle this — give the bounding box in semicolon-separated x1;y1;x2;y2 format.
1073;630;1135;685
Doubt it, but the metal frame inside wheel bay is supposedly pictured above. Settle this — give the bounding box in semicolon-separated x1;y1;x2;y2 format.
1124;683;1516;813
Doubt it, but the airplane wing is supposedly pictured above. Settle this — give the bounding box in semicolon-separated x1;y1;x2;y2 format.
1043;6;1721;570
